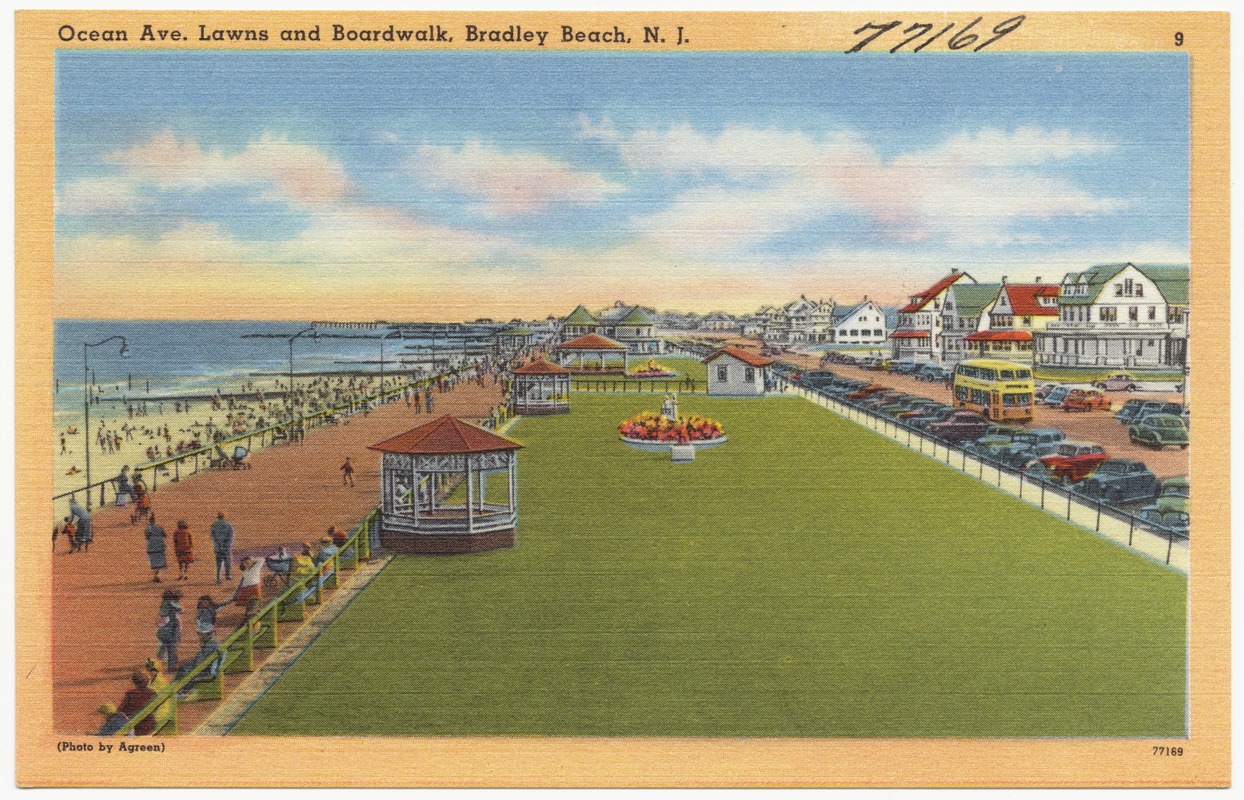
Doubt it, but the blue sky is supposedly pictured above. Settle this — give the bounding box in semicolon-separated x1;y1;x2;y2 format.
54;51;1189;319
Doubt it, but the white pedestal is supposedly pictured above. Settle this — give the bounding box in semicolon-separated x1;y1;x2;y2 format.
670;444;695;463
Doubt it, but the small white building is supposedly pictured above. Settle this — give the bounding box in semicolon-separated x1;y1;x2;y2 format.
702;346;776;396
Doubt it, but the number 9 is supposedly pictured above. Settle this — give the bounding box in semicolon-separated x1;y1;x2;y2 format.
1175;32;1184;46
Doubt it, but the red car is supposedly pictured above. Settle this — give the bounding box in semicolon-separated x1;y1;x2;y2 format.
1062;389;1111;412
926;409;990;443
1026;441;1109;483
845;384;888;400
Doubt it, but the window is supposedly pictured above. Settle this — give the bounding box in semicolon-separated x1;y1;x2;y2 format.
874;329;883;336
1022;317;1032;326
717;365;728;382
1124;278;1134;296
850;330;858;336
1100;307;1117;322
1129;306;1138;321
744;367;755;383
1135;284;1143;297
1148;306;1156;320
1115;283;1124;297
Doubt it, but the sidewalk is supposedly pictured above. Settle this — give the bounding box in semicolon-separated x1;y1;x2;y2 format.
52;378;504;735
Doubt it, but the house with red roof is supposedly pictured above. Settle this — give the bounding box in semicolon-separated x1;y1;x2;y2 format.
958;278;1060;364
890;269;974;364
702;346;776;396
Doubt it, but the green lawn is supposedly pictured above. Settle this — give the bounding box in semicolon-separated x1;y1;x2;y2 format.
232;394;1187;738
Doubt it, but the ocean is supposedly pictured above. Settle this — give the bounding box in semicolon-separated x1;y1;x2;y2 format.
52;319;499;423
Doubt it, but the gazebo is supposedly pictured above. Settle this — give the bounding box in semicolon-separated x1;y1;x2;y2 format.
555;332;629;373
493;326;534;356
369;416;522;554
511;358;571;415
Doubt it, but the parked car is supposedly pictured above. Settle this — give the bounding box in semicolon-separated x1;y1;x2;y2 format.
875;359;897;372
1128;413;1189;449
861;391;908;411
895;399;947;420
1061;389;1111;412
1034;383;1057;401
1072;459;1160;505
1025;441;1109;483
893;359;922;375
1139;508;1190;538
1152;475;1190;514
825;379;870;395
927;409;991;443
845;384;888;400
995;428;1067;469
916;363;950;382
1094;373;1140;392
879;396;934;417
1041;385;1073;408
1114;398;1147;424
908;405;959;430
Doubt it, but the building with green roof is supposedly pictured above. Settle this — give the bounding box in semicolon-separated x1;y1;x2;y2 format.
941;283;1001;366
1036;263;1189;370
561;304;664;354
562;305;603;339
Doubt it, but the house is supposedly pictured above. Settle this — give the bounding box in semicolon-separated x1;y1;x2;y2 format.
940;282;1001;366
702;346;775;396
700;312;740;333
562;305;603;338
959;279;1061;364
829;299;888;345
1034;263;1189;369
890;269;975;363
609;306;663;354
753;296;835;343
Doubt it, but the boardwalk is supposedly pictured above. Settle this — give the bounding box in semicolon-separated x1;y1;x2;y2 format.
52;378;505;735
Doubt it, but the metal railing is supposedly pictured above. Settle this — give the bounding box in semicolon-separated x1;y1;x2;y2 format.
112;507;379;736
56;363;478;521
782;378;1189;573
570;378;705;394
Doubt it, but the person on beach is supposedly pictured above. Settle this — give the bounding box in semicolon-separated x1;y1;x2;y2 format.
173;520;194;580
340;457;355;487
144;514;167;583
68;499;92;553
209;512;234;585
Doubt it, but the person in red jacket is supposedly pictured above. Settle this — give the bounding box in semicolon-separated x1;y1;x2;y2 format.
117;669;157;735
173;520;194;581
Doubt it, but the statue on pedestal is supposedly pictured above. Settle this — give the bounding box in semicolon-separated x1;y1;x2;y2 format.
660;393;678;422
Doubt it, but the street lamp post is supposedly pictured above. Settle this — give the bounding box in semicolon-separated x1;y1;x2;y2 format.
379;330;403;404
83;335;129;510
287;326;318;427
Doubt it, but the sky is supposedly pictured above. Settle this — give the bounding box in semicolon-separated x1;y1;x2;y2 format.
53;50;1190;320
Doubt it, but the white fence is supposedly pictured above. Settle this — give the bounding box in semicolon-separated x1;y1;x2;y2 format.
785;382;1189;574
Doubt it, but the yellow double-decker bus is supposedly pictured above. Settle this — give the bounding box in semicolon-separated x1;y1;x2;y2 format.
952;359;1035;422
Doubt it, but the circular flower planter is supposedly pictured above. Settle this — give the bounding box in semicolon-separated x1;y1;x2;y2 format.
620;435;728;452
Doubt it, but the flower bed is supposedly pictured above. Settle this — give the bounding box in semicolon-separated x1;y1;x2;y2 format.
618;411;724;444
627;360;677;379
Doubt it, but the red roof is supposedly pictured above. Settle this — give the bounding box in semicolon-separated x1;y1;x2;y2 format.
1003;284;1061;316
701;346;775;367
889;330;930;339
512;357;570;376
556;332;627;351
898;272;968;313
963;330;1033;342
369;415;522;455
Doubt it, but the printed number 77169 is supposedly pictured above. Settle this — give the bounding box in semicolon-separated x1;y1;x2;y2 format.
1153;746;1184;756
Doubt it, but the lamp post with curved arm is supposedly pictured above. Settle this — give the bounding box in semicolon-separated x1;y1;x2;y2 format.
83;335;129;510
378;329;404;403
287;326;318;428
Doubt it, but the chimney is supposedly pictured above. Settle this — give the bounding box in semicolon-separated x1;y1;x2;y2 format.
1035;276;1042;283
1001;275;1008;284
950;268;959;275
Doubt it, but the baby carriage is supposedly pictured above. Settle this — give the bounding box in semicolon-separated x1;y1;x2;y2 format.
129;480;152;525
231;445;252;470
263;548;293;590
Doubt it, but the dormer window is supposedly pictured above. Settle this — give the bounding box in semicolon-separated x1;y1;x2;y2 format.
1135;284;1143;297
1115;283;1124;297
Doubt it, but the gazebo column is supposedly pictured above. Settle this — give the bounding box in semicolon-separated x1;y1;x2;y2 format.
479;470;487;510
466;457;474;533
508;454;517;514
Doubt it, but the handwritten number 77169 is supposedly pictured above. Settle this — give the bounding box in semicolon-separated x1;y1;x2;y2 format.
846;16;1026;54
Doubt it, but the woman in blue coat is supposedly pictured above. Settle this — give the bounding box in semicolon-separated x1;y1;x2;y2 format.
144;514;167;583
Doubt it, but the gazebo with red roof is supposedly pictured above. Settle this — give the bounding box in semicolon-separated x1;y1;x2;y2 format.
511;357;571;415
369;415;523;554
554;332;629;373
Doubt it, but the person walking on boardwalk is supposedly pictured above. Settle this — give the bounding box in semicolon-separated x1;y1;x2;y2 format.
173;520;194;580
68;499;92;553
340;456;355;487
144;514;167;583
155;590;183;674
209;511;234;585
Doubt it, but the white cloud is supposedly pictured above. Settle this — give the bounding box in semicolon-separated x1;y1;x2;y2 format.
55;177;144;215
408;141;622;216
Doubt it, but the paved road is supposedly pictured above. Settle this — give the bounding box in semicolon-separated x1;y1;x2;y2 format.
52;377;504;735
